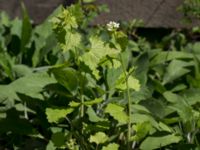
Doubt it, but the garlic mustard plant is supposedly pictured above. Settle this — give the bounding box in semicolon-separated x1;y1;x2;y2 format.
106;21;120;31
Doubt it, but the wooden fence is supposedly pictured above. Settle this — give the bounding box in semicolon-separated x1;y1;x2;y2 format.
0;0;199;27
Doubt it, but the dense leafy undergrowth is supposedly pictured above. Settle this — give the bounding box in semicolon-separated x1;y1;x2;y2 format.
0;3;200;150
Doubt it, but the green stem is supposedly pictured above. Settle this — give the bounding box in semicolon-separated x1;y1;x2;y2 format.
78;0;84;6
80;94;84;118
119;54;131;150
96;144;98;150
80;73;86;118
24;102;28;119
126;75;132;148
75;48;84;118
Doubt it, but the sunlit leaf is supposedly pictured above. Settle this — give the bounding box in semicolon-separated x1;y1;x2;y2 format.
46;108;74;123
84;98;103;106
51;5;84;53
63;32;81;52
89;132;108;144
69;101;80;107
46;141;56;150
102;143;119;150
80;36;120;78
115;73;140;91
105;103;128;124
51;5;83;30
83;0;95;3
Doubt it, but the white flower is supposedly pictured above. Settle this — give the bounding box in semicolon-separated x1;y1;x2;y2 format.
106;21;120;31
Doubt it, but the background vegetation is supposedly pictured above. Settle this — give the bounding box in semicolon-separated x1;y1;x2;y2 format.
0;0;200;149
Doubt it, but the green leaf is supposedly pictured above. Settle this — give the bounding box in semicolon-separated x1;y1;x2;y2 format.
163;91;180;103
158;122;172;133
140;98;166;119
31;23;54;67
12;64;32;77
140;134;182;150
84;98;103;106
31;6;62;67
83;0;96;3
101;58;121;69
69;101;80;107
102;143;119;150
130;87;152;103
10;18;22;37
20;1;32;52
131;104;151;114
0;12;10;27
149;77;166;94
46;108;74;123
68;97;102;108
0;53;13;79
51;67;78;94
51;5;83;30
182;89;200;105
134;53;149;86
106;67;122;90
61;31;82;52
163;60;192;84
105;103;128;124
80;36;120;78
131;113;159;129
150;51;193;66
170;101;193;123
0;72;56;104
192;42;200;54
11;72;56;98
127;75;140;91
89;132;108;144
131;122;152;141
115;31;128;51
163;91;194;122
51;132;66;148
51;5;84;52
87;107;104;122
171;84;187;92
0;85;16;109
115;74;140;91
46;141;56;150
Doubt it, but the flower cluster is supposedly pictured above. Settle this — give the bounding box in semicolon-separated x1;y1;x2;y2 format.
106;21;120;31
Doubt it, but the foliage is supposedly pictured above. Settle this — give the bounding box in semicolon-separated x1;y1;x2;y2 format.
0;2;200;150
179;0;200;21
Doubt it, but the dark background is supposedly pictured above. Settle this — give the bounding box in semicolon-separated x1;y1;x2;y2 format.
0;0;200;27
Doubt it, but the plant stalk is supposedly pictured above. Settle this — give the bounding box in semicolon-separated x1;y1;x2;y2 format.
78;0;84;6
119;54;132;150
80;94;84;118
126;74;132;149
